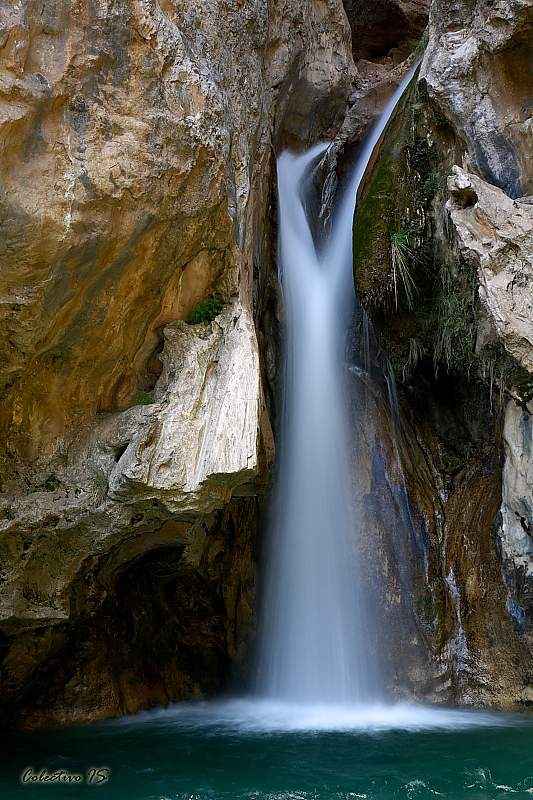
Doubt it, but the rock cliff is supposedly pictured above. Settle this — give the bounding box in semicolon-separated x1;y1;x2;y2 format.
350;0;533;709
0;0;359;725
1;0;432;727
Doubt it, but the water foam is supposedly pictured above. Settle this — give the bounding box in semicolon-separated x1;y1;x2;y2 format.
124;698;509;734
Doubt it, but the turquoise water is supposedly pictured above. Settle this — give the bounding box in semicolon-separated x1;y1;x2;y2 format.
2;699;533;799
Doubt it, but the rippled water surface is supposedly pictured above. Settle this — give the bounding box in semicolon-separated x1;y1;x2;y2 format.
3;699;533;799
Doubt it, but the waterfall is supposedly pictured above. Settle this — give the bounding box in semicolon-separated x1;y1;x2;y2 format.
255;63;420;706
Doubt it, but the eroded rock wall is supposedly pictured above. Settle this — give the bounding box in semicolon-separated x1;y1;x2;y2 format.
350;0;533;710
422;0;533;198
7;0;533;726
0;0;361;725
421;0;533;707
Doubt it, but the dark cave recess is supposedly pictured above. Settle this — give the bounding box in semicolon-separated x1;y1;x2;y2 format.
343;0;429;62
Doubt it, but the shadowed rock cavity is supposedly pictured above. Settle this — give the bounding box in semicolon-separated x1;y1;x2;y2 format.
0;500;259;728
343;0;429;62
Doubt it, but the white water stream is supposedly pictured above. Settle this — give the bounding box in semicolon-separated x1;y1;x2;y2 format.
255;64;420;706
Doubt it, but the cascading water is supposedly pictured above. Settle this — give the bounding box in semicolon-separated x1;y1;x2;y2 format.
255;64;420;706
255;143;376;703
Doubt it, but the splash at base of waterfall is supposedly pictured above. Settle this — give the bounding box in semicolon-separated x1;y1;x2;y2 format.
125;697;510;733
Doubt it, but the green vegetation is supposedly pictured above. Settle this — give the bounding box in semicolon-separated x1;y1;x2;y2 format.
433;262;477;374
390;228;417;309
90;467;109;488
352;74;533;475
188;296;223;325
423;172;442;199
353;76;440;314
28;473;60;494
352;77;491;386
131;389;153;406
119;388;154;412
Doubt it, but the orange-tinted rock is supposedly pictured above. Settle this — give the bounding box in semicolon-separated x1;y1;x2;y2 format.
0;0;360;725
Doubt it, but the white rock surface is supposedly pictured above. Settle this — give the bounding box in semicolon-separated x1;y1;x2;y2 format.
110;303;265;511
447;166;533;374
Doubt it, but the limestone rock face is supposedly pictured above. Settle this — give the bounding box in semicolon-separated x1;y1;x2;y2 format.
0;302;267;639
346;312;533;711
87;303;268;514
0;0;356;475
344;0;429;62
0;0;359;724
350;0;533;710
446;166;533;374
421;0;533;198
418;3;533;705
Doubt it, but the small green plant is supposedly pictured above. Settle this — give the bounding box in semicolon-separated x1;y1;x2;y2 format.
28;473;60;494
423;172;441;198
132;389;153;406
175;322;185;332
433;264;476;373
188;296;223;325
89;467;109;488
390;228;417;309
88;466;109;505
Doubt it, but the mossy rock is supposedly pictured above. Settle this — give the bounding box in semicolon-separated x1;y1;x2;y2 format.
353;115;407;307
353;79;439;313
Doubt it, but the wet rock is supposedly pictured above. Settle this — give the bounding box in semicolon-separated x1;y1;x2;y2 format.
0;499;259;727
501;400;533;580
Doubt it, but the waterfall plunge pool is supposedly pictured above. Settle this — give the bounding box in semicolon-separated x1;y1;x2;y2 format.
3;700;533;799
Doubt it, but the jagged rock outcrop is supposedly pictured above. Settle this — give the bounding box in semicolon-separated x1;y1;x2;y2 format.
0;303;268;633
418;2;533;704
350;0;533;711
0;0;357;473
447;166;533;374
422;0;533;198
